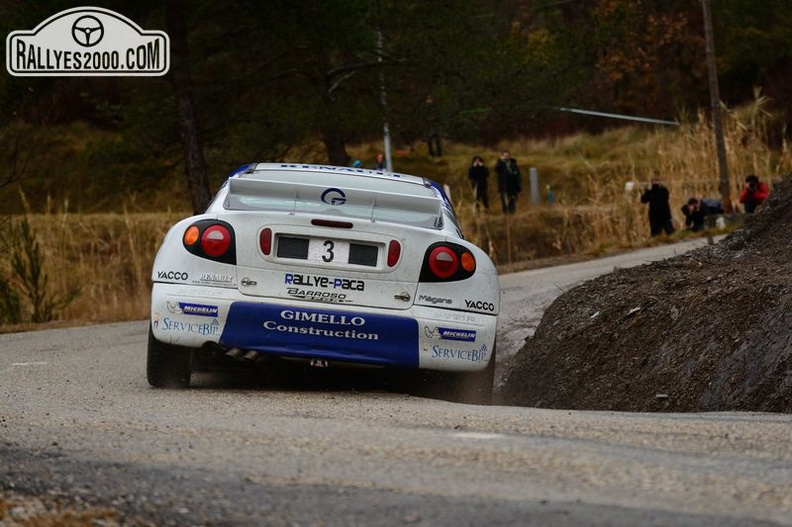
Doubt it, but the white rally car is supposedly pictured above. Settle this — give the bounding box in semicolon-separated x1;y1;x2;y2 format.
149;163;500;403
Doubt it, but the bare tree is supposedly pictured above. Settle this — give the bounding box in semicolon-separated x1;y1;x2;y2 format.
167;0;212;214
1;124;31;191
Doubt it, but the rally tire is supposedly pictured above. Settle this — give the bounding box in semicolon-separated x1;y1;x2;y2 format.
147;325;194;388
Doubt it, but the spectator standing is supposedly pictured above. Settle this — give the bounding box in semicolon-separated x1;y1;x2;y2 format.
739;174;770;213
681;197;723;231
494;151;522;214
467;156;489;212
640;175;675;236
372;153;386;170
425;95;442;158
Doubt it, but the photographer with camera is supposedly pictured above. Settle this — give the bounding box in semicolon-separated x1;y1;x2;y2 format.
640;174;675;236
681;196;724;231
739;174;770;213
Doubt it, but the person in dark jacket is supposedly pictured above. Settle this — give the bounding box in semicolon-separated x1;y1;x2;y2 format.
681;197;724;231
372;153;386;170
494;151;522;214
468;155;489;212
739;174;770;213
640;176;675;236
425;95;442;158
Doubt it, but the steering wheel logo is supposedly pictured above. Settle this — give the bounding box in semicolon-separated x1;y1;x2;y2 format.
321;188;347;206
72;15;104;47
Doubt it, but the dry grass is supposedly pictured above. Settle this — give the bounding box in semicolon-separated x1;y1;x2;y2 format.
407;96;788;264
0;99;787;330
0;211;185;331
0;491;153;526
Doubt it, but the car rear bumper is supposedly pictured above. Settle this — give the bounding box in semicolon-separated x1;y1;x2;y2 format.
151;283;496;372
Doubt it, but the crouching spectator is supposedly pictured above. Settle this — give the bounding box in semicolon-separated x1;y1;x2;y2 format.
681;197;724;232
739;174;770;213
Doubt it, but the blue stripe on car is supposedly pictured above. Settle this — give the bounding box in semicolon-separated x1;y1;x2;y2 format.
219;302;418;368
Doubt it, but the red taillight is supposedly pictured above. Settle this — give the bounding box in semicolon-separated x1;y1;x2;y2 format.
182;220;235;264
201;225;231;257
428;246;459;279
387;240;401;267
259;228;272;255
420;242;476;282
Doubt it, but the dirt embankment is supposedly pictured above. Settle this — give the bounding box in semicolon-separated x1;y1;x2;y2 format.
502;174;792;412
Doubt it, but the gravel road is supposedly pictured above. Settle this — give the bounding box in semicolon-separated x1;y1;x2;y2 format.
2;237;790;526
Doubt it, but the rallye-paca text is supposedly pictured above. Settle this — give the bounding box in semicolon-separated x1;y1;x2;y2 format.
285;273;365;291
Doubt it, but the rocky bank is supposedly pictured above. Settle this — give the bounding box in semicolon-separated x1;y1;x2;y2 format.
502;174;792;412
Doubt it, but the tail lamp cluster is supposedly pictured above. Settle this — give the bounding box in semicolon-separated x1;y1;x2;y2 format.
181;221;472;281
182;220;236;264
387;240;401;267
419;242;476;282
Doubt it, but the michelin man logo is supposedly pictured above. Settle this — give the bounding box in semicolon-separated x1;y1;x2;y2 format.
425;326;441;339
424;326;477;342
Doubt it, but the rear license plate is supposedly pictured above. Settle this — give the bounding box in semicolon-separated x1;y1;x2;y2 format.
277;236;378;267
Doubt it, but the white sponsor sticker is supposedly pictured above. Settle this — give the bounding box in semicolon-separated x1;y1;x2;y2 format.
7;6;169;76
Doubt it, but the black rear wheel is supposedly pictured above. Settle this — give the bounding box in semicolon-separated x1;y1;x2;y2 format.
147;325;194;388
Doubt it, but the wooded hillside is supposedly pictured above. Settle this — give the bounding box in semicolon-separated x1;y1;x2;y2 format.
1;0;791;212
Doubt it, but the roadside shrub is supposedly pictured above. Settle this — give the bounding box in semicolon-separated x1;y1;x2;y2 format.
0;216;80;323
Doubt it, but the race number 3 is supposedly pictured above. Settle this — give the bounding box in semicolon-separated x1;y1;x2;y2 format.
322;240;334;262
308;237;349;264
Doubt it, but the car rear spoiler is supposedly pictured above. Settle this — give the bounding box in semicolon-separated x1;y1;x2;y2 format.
225;176;444;229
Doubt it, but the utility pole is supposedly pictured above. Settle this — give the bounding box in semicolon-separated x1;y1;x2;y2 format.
377;28;393;171
702;0;732;212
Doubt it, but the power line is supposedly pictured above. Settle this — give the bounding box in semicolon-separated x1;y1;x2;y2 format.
555;107;679;126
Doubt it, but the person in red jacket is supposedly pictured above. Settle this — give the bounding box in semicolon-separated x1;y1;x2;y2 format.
739;174;770;213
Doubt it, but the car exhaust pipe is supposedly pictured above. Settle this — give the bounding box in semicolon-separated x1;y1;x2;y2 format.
310;358;329;368
225;348;245;359
243;350;259;361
